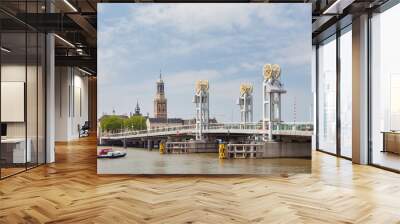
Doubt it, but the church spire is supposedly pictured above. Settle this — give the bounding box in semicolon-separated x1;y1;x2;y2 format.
135;100;141;115
159;69;162;81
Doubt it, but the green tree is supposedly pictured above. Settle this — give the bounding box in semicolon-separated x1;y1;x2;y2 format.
124;115;147;130
100;115;125;132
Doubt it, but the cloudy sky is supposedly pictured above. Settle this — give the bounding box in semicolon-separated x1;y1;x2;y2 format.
98;3;312;122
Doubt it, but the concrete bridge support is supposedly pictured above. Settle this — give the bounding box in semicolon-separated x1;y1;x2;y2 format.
147;140;154;151
153;139;162;149
123;139;127;148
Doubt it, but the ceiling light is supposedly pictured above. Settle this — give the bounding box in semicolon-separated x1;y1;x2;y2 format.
323;0;355;15
63;0;78;12
54;34;75;48
1;47;11;53
78;67;93;76
76;48;86;56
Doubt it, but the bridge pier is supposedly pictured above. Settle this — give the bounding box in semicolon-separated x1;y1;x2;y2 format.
154;139;161;149
143;140;147;149
123;139;127;148
147;140;154;151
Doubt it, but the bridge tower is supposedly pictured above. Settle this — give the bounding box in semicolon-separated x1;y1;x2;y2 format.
237;84;253;125
193;80;210;140
262;64;286;141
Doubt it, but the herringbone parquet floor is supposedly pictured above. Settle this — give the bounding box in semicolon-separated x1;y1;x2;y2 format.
1;136;400;223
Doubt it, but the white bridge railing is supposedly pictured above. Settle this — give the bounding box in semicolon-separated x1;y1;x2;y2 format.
100;122;313;138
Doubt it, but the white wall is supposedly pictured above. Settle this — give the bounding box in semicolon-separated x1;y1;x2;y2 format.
55;67;66;141
55;67;89;141
71;72;89;138
1;65;37;138
1;63;47;164
1;65;26;137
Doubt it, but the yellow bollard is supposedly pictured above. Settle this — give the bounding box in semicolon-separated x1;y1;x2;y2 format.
159;142;165;154
218;143;226;159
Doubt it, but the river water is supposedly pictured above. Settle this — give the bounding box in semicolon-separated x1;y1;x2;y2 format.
97;146;311;174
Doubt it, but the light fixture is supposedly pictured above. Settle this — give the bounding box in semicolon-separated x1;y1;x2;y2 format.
63;0;78;12
322;0;354;15
78;67;93;76
76;48;87;56
54;34;75;48
1;47;11;53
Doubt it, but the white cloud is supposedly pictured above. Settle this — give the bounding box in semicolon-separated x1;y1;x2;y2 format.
240;61;264;71
273;35;312;68
98;4;312;121
132;4;251;33
167;69;222;88
131;4;308;34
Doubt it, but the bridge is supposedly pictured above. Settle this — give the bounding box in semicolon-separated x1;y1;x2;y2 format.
99;122;313;142
99;64;314;158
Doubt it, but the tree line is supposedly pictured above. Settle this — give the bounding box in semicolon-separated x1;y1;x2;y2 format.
100;115;147;132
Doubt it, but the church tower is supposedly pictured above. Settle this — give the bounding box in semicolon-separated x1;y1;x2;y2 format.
134;100;141;116
154;71;167;119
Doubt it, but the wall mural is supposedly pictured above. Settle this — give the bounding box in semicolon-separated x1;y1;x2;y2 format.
97;3;313;174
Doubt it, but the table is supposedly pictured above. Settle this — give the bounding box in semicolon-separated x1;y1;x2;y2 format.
382;131;400;154
1;138;31;164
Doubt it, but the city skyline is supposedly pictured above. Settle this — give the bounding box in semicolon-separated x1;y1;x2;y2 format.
98;3;312;122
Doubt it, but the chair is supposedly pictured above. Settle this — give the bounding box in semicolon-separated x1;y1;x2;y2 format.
79;121;90;137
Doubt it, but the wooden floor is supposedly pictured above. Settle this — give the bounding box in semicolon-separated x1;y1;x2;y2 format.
373;151;400;171
1;167;26;178
1;136;400;223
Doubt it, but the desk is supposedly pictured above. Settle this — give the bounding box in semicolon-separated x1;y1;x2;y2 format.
1;138;31;163
382;131;400;154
